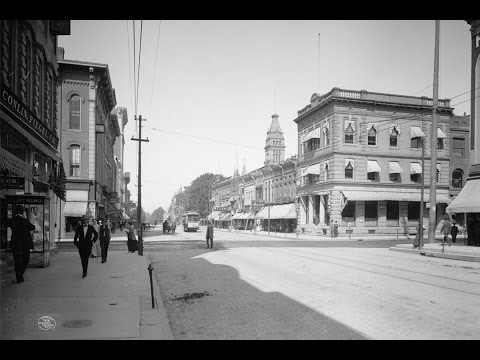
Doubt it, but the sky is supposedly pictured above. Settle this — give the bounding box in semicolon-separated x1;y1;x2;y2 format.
57;20;472;214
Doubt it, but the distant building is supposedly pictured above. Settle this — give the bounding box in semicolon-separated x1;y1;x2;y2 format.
57;50;121;236
294;87;453;236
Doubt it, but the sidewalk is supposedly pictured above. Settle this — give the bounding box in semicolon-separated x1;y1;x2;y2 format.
0;250;174;340
390;242;480;263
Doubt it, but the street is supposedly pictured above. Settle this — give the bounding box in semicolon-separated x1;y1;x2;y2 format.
144;226;480;340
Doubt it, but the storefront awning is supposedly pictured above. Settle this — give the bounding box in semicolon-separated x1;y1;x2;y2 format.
63;201;88;217
105;201;122;215
232;212;254;220
0;147;35;181
208;210;221;221
219;213;231;221
410;126;425;138
341;190;450;204
389;161;403;174
410;162;422;174
300;128;321;143
446;178;480;213
367;160;381;173
255;203;296;219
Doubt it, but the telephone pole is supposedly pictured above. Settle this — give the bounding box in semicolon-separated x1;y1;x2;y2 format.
428;20;440;243
131;115;149;256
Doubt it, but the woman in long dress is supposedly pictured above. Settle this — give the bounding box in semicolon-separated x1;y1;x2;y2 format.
90;219;101;258
126;221;138;252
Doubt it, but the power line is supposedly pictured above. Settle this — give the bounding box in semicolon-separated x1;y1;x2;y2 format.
136;20;143;116
148;20;162;121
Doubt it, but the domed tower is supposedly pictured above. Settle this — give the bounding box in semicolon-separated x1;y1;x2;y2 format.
264;114;285;166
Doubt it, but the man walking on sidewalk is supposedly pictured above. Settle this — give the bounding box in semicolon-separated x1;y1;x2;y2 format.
99;218;111;263
74;216;98;277
8;205;35;283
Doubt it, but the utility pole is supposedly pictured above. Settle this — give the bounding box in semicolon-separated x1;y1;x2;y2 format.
131;115;149;256
419;119;425;248
428;20;440;243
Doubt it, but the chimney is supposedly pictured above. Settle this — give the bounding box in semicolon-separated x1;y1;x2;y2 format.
57;47;65;60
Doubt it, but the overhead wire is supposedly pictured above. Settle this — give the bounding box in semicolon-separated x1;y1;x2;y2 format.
148;20;162;121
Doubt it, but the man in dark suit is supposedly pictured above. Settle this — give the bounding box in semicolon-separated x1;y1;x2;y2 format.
74;216;98;278
206;220;214;249
9;204;35;283
98;218;111;263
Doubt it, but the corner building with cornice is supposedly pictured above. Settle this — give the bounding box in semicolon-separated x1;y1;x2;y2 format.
294;87;454;236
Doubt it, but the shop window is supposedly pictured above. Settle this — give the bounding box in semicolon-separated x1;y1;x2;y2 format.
408;202;420;220
342;201;356;225
69;94;81;130
69;144;80;177
365;201;378;220
386;201;399;220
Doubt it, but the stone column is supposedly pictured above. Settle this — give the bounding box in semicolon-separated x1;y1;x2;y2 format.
308;195;314;224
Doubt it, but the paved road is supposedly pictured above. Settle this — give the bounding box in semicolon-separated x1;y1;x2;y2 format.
139;228;480;340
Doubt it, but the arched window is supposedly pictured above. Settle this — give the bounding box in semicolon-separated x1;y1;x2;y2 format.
452;169;464;188
69;95;80;130
390;127;399;147
345;123;354;144
69;144;80;177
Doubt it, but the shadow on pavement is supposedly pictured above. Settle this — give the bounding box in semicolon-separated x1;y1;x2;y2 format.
149;246;368;340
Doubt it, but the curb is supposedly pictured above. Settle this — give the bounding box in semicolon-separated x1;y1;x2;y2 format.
144;254;174;340
389;246;480;263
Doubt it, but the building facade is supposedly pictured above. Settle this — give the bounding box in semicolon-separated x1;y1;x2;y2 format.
294;87;453;236
57;50;120;237
112;107;129;223
1;20;70;268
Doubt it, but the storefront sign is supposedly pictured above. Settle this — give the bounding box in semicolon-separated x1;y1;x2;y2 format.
6;195;45;205
0;176;24;189
0;84;59;150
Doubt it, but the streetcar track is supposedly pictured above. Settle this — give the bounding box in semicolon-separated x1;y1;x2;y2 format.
258;247;480;297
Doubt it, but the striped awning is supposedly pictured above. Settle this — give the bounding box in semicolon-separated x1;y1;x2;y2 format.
367;160;381;173
410;126;425;138
255;203;296;219
341;190;450;204
0;147;34;181
389;161;403;174
301;128;322;143
446;178;480;213
219;213;231;221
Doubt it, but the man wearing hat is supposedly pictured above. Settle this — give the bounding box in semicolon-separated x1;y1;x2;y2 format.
9;204;35;283
74;216;98;278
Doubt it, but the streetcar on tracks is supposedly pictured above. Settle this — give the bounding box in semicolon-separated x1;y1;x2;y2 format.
182;211;200;232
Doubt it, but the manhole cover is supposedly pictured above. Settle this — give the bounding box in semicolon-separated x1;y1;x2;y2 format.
62;319;93;328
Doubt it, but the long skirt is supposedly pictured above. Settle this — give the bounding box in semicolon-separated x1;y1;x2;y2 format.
91;239;101;257
127;234;138;252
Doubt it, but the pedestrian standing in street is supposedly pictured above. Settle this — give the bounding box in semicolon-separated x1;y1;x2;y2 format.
90;219;101;258
329;219;334;238
8;204;35;283
450;222;459;244
440;215;452;247
74;216;98;278
206;220;214;249
333;220;339;238
99;218;111;263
